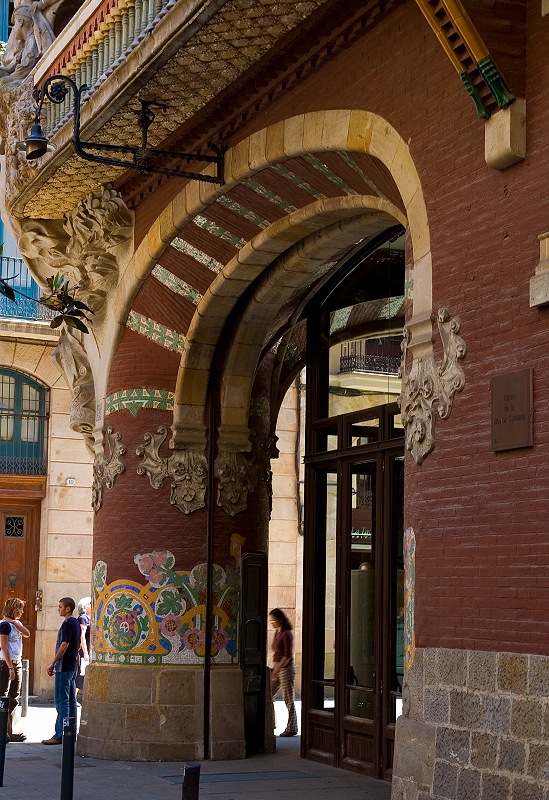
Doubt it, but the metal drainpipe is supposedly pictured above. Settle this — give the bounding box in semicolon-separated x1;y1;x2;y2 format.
203;369;217;759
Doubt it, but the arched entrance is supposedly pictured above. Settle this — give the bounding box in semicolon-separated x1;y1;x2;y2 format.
72;109;432;763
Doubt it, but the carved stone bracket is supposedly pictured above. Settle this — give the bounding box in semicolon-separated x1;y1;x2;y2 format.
398;308;466;465
216;451;257;517
13;185;134;316
52;330;96;454
136;426;208;514
92;427;127;513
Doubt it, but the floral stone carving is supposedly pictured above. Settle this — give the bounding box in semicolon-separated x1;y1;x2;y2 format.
398;308;466;465
52;330;96;453
136;427;207;514
92;428;127;513
14;185;134;316
216;450;257;516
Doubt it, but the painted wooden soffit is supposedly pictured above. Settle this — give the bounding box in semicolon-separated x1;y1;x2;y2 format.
413;0;515;120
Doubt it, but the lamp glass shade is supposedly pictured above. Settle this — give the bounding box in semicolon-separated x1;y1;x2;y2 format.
25;124;50;160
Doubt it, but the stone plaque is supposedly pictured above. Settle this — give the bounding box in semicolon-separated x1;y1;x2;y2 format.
491;369;533;451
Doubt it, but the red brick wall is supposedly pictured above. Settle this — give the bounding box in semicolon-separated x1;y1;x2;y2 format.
112;1;549;652
106;328;180;396
233;4;549;653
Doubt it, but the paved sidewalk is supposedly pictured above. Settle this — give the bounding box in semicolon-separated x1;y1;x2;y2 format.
1;704;392;800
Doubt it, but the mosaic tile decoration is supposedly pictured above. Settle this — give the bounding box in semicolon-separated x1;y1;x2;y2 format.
105;388;175;416
172;239;224;273
92;537;243;666
152;265;203;305
404;526;416;671
126;311;186;352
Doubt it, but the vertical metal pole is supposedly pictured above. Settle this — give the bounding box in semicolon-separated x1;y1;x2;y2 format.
0;696;9;787
60;717;76;800
182;762;200;800
20;660;29;718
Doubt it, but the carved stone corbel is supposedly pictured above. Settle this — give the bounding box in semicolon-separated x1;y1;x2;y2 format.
13;186;134;317
92;428;127;512
398;308;466;464
52;330;96;454
216;450;256;516
136;426;208;514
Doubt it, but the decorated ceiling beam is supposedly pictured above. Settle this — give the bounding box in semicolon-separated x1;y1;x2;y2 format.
414;0;515;119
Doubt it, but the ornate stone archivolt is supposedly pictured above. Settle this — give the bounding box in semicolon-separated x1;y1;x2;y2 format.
136;427;208;515
13;185;133;315
398;308;466;465
92;427;127;513
52;330;96;454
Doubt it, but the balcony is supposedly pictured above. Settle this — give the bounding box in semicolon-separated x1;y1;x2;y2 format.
2;0;334;220
0;257;55;322
339;338;402;376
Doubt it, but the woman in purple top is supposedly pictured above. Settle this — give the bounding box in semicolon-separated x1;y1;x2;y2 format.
270;608;298;737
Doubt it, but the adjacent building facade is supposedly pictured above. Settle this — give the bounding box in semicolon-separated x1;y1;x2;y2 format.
0;0;547;797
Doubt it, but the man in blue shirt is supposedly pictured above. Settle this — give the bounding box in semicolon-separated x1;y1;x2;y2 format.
42;597;80;745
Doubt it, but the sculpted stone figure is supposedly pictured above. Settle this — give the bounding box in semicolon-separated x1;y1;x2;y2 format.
0;0;81;84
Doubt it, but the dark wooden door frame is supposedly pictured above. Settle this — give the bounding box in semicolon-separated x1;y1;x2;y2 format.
301;414;403;777
0;475;46;693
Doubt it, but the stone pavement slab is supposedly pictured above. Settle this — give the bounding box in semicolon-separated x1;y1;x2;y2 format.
0;705;392;800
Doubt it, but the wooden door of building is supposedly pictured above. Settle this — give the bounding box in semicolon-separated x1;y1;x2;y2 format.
302;406;404;780
0;476;45;692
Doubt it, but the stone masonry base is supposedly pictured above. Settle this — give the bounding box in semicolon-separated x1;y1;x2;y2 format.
77;664;246;761
391;647;549;800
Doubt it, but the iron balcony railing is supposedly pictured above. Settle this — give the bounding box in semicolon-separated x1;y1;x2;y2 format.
339;353;401;375
0;411;48;475
38;0;178;135
0;257;55;322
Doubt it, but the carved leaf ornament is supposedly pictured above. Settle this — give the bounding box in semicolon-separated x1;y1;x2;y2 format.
398;308;466;464
92;428;127;512
136;427;208;515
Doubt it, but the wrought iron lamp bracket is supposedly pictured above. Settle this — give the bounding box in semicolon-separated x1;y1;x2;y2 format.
29;75;225;184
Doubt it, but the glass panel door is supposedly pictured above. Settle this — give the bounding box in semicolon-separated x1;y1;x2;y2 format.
348;461;376;722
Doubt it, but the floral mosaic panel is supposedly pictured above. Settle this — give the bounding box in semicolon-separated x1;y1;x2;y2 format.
403;526;415;671
91;539;241;666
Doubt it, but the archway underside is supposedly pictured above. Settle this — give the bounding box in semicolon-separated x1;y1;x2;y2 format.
108;126;423;451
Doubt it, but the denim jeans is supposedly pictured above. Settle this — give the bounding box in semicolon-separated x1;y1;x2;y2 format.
53;670;77;740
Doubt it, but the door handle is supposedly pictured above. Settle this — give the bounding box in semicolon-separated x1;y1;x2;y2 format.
35;590;43;612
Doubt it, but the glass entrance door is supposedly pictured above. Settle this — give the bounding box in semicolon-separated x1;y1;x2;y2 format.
303;407;404;779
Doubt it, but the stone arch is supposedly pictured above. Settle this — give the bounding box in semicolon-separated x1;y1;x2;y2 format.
115;110;432;447
1;343;67;390
216;199;406;450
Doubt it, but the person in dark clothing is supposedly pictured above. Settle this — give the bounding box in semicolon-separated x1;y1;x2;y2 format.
0;597;30;742
42;597;80;745
269;607;298;737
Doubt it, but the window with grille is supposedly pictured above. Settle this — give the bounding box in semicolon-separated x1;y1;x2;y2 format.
0;370;48;475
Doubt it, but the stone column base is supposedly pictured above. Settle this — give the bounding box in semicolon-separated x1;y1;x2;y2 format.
77;664;245;761
392;646;549;800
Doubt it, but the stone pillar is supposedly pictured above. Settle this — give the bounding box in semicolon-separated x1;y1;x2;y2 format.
76;324;256;759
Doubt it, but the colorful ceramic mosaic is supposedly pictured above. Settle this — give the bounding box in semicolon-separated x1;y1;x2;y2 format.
242;178;297;213
92;540;241;666
126;311;186;353
172;238;223;273
105;388;175;416
403;526;416;671
152;265;203;305
193;215;248;249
